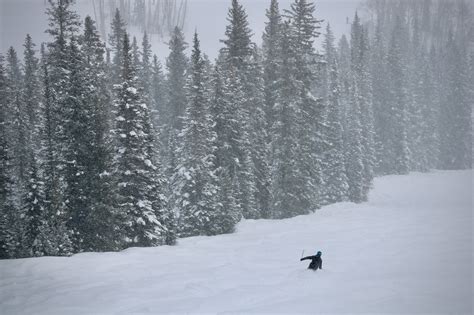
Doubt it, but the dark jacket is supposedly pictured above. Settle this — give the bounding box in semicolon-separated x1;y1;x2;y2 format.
300;253;322;270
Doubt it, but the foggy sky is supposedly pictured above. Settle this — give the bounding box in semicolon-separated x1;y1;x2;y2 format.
1;0;361;61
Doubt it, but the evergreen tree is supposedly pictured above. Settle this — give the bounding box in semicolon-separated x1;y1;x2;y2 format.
22;161;47;257
406;18;427;172
79;16;117;251
139;32;153;108
420;46;441;170
166;27;188;131
270;22;304;218
439;32;472;169
221;0;253;71
164;27;188;182
345;75;365;203
23;34;41;134
370;19;391;175
41;0;81;256
173;32;220;237
321;24;348;204
357;27;376;198
62;35;93;252
6;47;29;187
221;65;256;220
22;35;49;257
131;36;140;70
387;16;410;174
288;0;324;210
108;8;126;85
113;33;172;248
38;43;72;256
220;0;259;219
0;55;16;258
209;65;241;232
337;34;351;132
246;48;271;219
285;0;322;87
150;54;166;130
262;0;282;142
4;47;30;257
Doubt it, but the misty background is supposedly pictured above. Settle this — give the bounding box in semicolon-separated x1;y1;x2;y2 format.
1;0;361;60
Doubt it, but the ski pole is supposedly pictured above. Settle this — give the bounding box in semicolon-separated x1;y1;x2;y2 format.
301;250;305;259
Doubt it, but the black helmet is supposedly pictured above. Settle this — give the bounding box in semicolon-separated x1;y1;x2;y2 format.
317;251;322;255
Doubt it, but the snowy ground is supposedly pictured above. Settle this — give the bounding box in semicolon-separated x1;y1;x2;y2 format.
0;170;472;314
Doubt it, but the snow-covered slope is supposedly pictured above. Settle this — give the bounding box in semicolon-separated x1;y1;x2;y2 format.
0;170;472;314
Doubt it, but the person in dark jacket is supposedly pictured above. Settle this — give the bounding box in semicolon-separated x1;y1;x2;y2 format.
300;251;322;270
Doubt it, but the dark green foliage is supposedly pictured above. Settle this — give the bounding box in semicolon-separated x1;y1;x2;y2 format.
321;24;348;204
222;0;253;70
113;33;173;248
386;16;410;175
439;33;472;169
173;32;220;237
108;9;126;85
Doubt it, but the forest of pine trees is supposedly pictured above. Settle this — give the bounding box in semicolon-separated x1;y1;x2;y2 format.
0;0;472;259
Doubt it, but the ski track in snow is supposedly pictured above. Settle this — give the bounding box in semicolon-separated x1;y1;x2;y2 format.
0;170;472;314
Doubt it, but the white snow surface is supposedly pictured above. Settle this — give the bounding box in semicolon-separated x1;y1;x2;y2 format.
0;170;472;314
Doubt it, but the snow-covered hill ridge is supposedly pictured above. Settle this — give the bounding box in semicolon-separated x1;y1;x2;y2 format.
0;170;472;314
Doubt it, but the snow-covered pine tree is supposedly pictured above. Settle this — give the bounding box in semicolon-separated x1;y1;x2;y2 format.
345;74;365;203
150;54;166;130
270;21;305;218
4;47;31;258
321;24;348;204
262;0;282;145
221;64;256;220
21;35;50;257
245;48;271;219
166;27;188;131
370;19;391;175
406;18;427;172
42;0;82;256
131;36;140;71
76;16;118;251
285;0;322;88
0;55;16;259
439;31;472;169
172;32;220;237
221;0;253;71
164;27;188;182
337;34;351;133
23;34;41;143
209;64;241;233
387;16;410;175
220;0;257;219
113;32;172;248
139;32;153;110
22;161;47;257
6;47;29;189
421;46;441;171
286;0;324;211
38;43;72;256
108;8;126;86
62;34;99;252
355;25;376;199
337;34;352;182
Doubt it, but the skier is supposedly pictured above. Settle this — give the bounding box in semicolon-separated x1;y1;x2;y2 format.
300;251;322;270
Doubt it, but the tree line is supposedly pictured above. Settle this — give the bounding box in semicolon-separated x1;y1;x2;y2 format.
0;0;471;259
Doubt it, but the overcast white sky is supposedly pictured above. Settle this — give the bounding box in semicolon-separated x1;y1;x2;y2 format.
1;0;362;61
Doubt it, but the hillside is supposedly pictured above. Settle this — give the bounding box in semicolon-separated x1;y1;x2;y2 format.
0;170;471;314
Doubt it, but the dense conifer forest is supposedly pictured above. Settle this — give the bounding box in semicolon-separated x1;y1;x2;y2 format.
0;0;472;259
